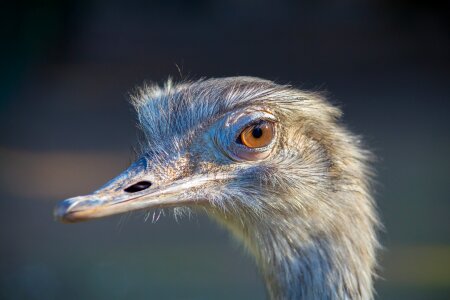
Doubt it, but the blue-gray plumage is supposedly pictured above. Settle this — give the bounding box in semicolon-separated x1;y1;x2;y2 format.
55;77;380;299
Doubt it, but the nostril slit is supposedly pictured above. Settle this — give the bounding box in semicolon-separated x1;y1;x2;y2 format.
124;181;152;193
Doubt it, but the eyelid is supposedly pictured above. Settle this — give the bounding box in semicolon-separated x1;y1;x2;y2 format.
225;109;277;127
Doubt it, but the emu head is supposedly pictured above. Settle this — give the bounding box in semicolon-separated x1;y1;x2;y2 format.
55;75;375;236
55;77;377;298
55;77;377;299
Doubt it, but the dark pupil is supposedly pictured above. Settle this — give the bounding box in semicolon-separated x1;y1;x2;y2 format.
252;127;263;138
125;181;152;193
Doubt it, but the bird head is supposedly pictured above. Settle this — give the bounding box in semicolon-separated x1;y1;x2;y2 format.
54;76;378;299
55;77;367;233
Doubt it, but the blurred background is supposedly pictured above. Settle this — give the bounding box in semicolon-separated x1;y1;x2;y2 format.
1;0;449;299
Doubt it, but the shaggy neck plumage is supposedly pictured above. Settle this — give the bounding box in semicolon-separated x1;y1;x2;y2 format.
254;222;372;299
212;203;375;300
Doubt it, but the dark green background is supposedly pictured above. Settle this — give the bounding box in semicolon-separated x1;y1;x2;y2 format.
1;0;449;299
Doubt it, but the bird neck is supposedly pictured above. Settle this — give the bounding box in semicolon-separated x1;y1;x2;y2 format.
212;212;376;300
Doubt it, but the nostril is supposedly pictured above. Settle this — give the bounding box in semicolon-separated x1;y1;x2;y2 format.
124;181;152;193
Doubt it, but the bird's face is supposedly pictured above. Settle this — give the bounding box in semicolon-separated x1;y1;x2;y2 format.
55;78;339;224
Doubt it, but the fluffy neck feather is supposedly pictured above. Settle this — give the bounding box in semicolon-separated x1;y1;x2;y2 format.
211;192;377;300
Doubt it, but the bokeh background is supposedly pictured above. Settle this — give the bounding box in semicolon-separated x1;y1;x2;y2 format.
1;0;449;299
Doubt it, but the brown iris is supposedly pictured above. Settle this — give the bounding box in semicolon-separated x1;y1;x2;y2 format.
239;121;275;148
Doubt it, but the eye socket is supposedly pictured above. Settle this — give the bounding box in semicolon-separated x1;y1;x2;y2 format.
238;121;275;149
216;111;277;161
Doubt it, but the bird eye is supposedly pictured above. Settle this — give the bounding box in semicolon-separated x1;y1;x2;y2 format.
216;111;277;161
238;121;275;149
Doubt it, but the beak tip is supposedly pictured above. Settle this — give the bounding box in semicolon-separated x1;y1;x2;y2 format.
53;199;73;223
53;196;88;223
